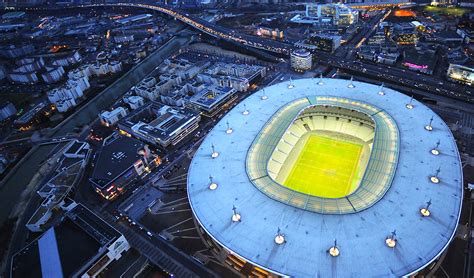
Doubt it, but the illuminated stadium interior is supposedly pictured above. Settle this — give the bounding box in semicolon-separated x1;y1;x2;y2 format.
246;96;399;214
268;105;374;198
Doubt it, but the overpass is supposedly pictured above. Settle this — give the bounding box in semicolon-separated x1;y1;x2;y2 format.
71;2;292;56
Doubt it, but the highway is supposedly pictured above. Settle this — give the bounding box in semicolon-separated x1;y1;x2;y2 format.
67;2;292;55
64;2;473;104
320;54;474;103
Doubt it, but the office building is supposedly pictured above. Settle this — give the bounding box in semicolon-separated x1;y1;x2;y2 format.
309;34;341;53
89;133;155;200
118;102;201;147
291;49;312;72
447;63;473;86
99;107;128;126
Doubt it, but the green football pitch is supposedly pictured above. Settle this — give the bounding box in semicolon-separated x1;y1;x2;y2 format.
283;134;363;198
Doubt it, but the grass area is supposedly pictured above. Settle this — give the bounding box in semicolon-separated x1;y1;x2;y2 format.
283;134;363;198
423;6;469;17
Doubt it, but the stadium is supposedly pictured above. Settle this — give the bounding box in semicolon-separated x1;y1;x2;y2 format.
187;78;463;277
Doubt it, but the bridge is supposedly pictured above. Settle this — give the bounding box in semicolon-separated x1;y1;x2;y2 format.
72;2;292;55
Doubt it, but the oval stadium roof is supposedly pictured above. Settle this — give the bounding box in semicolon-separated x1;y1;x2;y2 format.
187;78;463;277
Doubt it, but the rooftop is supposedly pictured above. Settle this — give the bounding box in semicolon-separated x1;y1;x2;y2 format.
118;101;199;144
189;86;236;110
90;134;144;189
12;204;120;278
187;78;463;277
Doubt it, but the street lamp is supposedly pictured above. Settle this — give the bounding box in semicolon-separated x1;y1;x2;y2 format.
317;73;324;86
231;205;241;222
242;104;249;115
211;144;219;158
425;116;434;131
261;89;268;100
208;175;218;190
431;140;440;155
430;167;441;184
328;239;340;257
378;83;385;96
420;199;432;217
288;77;294;89
406;96;414;109
385;230;397;248
347;76;355;88
226;121;233;134
274;227;285;245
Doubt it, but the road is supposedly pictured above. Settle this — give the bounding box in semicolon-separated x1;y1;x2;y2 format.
40;2;293;56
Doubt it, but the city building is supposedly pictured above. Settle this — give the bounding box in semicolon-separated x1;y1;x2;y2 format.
41;66;65;84
133;77;161;101
304;3;358;26
187;78;463;277
309;34;341;53
118;101;201;147
12;204;130;278
187;85;238;117
47;76;90;113
1;11;26;20
457;27;473;44
447;63;473;86
0;102;17;121
290;49;312;72
89;133;155;200
392;30;419;45
123;95;145;110
402;48;437;75
51;51;82;67
99;107;128;127
13;101;53;131
376;52;399;65
8;72;39;84
0;44;34;59
197;62;266;92
26;140;91;232
257;27;284;39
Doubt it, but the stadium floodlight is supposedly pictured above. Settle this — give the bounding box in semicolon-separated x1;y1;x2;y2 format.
211;143;219;158
420;199;432;217
288;77;295;89
242;104;250;115
226;121;233;134
274;227;285;245
317;73;324;86
406;96;414;109
385;230;397;248
430;167;441;184
231;205;241;222
431;140;440;155
209;175;218;190
425;116;434;131
347;76;355;88
261;89;268;100
328;239;340;257
378;83;385;96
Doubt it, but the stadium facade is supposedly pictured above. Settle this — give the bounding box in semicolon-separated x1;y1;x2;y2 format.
187;78;463;277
